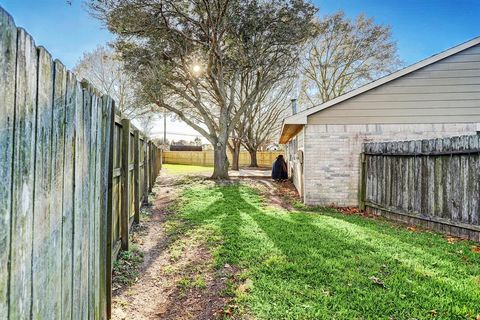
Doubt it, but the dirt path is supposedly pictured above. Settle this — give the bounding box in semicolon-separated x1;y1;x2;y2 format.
112;174;233;320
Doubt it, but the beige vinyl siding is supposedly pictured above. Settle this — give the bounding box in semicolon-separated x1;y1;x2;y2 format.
308;44;480;125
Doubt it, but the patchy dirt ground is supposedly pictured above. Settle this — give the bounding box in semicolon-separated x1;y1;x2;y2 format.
111;172;292;320
254;179;300;210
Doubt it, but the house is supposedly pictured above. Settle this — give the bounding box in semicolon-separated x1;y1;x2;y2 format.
280;37;480;206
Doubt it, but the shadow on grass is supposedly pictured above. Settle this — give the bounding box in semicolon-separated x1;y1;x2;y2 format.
178;183;480;319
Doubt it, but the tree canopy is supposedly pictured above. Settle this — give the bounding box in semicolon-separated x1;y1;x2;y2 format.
88;0;316;178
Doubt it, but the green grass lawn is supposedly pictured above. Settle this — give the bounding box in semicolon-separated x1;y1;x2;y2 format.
173;183;480;319
163;163;213;175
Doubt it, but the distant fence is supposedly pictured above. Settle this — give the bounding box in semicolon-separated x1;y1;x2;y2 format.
0;8;161;320
360;135;480;241
163;150;283;167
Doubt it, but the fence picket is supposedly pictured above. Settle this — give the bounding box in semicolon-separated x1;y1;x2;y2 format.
88;89;98;319
102;97;114;320
61;71;77;320
433;139;443;218
134;130;140;224
80;83;92;319
121;119;130;250
72;79;84;320
93;93;103;319
143;139;149;205
32;47;55;319
401;141;410;211
0;9;16;318
9;28;35;319
50;60;67;317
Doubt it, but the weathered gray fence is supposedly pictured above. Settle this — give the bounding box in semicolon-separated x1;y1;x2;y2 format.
360;135;480;241
0;7;162;320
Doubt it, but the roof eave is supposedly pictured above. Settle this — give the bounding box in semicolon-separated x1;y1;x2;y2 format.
278;119;306;144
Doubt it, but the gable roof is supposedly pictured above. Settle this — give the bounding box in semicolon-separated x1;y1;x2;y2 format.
279;36;480;143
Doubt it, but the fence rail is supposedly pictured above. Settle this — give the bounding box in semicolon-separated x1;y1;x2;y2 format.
0;7;162;320
360;135;480;241
163;150;283;167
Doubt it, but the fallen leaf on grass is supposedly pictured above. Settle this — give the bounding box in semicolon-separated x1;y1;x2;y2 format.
407;226;417;232
369;276;386;289
222;304;239;317
237;279;253;294
446;236;458;244
471;246;480;254
328;205;360;215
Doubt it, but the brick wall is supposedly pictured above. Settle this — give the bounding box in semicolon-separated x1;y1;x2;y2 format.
303;123;480;206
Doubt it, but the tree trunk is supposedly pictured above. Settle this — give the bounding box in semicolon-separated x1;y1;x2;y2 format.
230;141;241;171
212;141;230;179
248;148;258;167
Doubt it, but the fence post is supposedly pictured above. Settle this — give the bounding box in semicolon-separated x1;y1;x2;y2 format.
359;152;367;211
133;129;140;224
153;146;157;185
143;139;149;205
159;149;162;173
104;100;115;319
153;147;158;182
148;142;153;192
120;118;130;250
151;146;155;185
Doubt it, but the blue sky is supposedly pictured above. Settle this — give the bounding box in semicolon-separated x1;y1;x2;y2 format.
316;0;480;65
0;0;113;69
1;0;479;69
1;0;479;141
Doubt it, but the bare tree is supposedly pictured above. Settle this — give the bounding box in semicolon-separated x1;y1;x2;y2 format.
135;113;159;137
242;79;292;167
300;12;401;108
227;111;246;171
74;45;152;119
228;76;292;169
88;0;316;179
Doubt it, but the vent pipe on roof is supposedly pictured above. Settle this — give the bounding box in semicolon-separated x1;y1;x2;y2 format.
291;98;297;115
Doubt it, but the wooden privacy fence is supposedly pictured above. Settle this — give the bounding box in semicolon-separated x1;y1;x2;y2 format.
163;150;283;167
111;117;162;254
0;8;162;320
360;135;480;241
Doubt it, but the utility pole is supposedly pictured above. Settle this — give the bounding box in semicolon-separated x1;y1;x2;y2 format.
162;108;167;165
163;108;167;146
